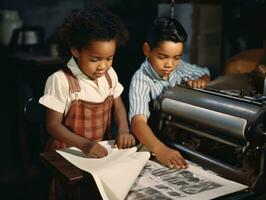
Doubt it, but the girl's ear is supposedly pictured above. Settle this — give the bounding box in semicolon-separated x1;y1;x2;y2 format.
143;42;151;57
71;47;79;58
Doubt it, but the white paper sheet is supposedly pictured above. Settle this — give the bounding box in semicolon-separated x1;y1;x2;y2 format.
57;140;150;200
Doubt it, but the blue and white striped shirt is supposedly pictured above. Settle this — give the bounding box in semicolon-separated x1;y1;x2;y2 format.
128;58;210;122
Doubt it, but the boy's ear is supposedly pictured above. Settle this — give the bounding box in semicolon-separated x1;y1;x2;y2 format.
143;42;151;57
71;47;79;58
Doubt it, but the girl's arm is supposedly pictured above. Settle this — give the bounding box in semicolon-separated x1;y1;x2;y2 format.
45;108;108;158
113;96;135;148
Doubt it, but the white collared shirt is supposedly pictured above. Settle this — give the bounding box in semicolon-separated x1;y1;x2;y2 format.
39;57;123;114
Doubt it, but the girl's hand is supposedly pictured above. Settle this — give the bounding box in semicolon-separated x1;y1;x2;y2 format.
82;141;108;158
115;131;136;149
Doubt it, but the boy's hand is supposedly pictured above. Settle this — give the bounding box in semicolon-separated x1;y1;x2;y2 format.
82;141;108;158
115;131;136;149
187;75;210;89
187;79;207;88
154;145;188;169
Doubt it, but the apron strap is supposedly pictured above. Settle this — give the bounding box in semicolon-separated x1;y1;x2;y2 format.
104;71;112;89
104;72;113;139
62;68;81;93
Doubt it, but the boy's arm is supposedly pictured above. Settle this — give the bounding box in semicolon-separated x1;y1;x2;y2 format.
131;114;188;169
131;115;164;153
129;69;186;168
179;60;210;88
45;108;107;158
113;96;135;148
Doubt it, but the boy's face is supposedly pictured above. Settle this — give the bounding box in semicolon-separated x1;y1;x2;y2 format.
143;41;184;79
71;39;116;80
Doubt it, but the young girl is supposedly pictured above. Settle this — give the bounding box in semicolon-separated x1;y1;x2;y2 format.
39;7;135;158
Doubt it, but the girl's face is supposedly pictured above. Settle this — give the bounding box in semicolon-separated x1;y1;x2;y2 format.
71;39;116;80
143;41;184;80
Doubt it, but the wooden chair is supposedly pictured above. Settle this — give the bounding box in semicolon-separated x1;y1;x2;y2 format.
223;48;264;75
222;44;266;96
24;98;48;151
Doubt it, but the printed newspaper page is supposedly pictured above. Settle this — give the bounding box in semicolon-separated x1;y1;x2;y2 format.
126;160;248;200
56;140;150;200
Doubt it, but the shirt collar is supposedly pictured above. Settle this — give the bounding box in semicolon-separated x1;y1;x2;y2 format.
67;57;83;76
67;57;93;80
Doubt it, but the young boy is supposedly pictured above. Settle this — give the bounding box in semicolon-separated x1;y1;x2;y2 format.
129;17;210;169
39;7;135;158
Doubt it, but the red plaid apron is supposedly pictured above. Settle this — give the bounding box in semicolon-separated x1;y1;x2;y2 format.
46;68;113;151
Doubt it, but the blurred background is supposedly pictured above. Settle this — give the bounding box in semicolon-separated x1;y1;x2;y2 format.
0;0;265;199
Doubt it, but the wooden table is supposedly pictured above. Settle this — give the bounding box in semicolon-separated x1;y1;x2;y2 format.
40;151;84;184
40;151;102;200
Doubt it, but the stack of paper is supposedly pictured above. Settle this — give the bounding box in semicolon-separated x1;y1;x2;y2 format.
57;140;150;200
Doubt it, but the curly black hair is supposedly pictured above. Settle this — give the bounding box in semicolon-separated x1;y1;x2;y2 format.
57;7;129;58
146;17;187;50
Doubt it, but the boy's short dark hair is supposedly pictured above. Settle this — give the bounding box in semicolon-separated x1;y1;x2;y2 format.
57;7;129;57
146;17;187;50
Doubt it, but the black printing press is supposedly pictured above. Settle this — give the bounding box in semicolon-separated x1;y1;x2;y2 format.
153;74;266;199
